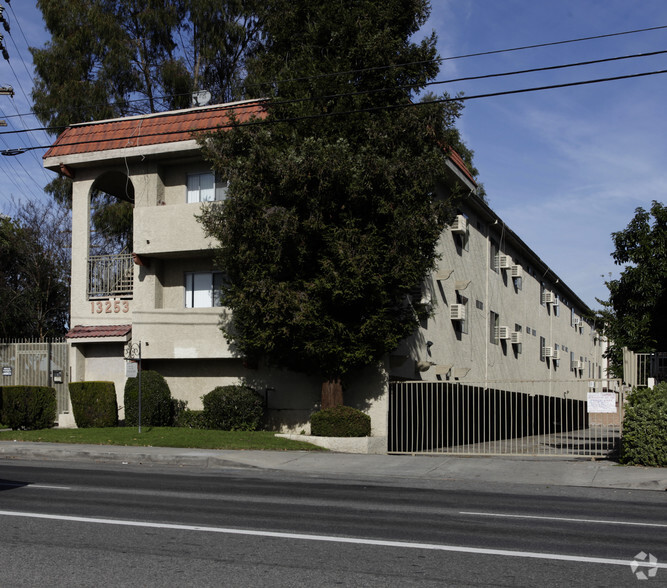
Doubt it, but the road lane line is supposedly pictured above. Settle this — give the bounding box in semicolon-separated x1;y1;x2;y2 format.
0;483;71;490
1;509;665;569
460;511;667;528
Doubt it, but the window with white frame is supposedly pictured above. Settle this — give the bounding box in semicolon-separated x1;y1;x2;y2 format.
186;172;228;203
185;271;223;308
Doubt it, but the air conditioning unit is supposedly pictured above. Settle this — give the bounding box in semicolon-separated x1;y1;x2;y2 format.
543;346;554;358
497;254;512;270
510;331;522;345
496;326;511;340
551;349;560;361
573;316;581;326
450;304;466;321
543;292;556;305
574;360;584;370
451;215;468;234
511;265;523;279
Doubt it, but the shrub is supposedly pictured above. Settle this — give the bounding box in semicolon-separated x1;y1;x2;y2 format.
69;381;118;428
1;385;57;430
310;405;371;437
124;370;174;426
620;383;667;467
202;385;264;431
175;409;206;429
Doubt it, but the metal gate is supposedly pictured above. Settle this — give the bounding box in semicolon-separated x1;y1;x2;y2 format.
388;379;624;457
0;339;70;415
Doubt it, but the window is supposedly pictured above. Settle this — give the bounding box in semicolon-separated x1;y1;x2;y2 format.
540;336;546;361
187;172;228;203
490;311;499;344
540;282;546;306
185;272;223;308
490;239;499;272
456;294;468;334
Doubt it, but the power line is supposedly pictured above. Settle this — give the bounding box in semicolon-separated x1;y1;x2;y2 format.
9;67;667;155
2;47;666;141
5;22;667;126
244;24;667;88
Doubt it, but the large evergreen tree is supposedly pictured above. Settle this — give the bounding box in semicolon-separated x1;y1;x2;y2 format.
198;0;477;402
597;201;667;376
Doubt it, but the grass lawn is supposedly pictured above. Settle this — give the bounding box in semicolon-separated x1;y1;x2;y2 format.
0;427;326;451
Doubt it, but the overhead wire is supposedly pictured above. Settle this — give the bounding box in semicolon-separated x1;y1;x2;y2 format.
3;22;667;128
2;46;667;143
8;67;667;154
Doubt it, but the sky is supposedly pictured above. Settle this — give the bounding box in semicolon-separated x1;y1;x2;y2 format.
1;1;666;310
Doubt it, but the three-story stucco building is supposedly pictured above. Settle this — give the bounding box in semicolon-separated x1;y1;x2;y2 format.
45;100;605;445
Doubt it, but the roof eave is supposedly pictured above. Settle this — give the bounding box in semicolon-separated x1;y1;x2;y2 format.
43;138;202;172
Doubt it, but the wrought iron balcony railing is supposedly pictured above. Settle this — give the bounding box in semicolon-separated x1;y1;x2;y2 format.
87;253;134;298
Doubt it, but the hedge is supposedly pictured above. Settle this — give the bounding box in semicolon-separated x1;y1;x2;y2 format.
69;381;118;428
123;370;174;426
202;385;264;431
0;385;57;430
620;383;667;467
310;405;371;437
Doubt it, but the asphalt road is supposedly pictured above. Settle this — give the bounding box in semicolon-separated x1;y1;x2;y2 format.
1;460;665;587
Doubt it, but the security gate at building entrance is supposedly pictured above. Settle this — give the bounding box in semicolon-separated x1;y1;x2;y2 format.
0;339;70;416
388;379;624;457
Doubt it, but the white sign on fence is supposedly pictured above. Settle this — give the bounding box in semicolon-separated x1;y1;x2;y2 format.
587;392;617;413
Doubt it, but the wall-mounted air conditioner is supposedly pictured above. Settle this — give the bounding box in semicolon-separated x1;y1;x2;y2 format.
510;331;522;345
543;292;556;305
451;215;468;234
573;316;581;326
497;254;512;270
551;349;560;361
450;304;466;321
511;265;523;279
543;346;554;358
496;326;511;340
573;360;584;370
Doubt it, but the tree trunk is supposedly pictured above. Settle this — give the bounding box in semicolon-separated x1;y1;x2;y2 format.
321;379;343;409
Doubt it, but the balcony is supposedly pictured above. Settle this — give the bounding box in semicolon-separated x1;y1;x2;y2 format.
88;253;133;298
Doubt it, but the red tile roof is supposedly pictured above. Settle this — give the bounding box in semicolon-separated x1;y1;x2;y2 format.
448;148;476;185
44;100;267;159
66;325;132;339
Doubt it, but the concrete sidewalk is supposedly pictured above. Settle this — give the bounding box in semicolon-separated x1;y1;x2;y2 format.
1;441;666;491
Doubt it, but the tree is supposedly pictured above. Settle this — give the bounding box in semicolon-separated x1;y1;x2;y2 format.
597;201;667;376
31;0;263;129
198;0;477;404
0;200;70;339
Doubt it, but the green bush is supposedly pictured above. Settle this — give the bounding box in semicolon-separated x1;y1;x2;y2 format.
175;409;206;429
202;385;264;431
310;405;371;437
620;383;667;467
69;381;118;428
1;385;57;430
123;370;174;427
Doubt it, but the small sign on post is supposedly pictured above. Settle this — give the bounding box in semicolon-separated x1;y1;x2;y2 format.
125;361;138;378
2;366;11;377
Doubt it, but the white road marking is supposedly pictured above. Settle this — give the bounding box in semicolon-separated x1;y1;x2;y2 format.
1;509;665;569
461;511;667;528
0;483;71;490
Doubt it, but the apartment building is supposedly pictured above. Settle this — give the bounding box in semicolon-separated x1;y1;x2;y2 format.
44;100;604;437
